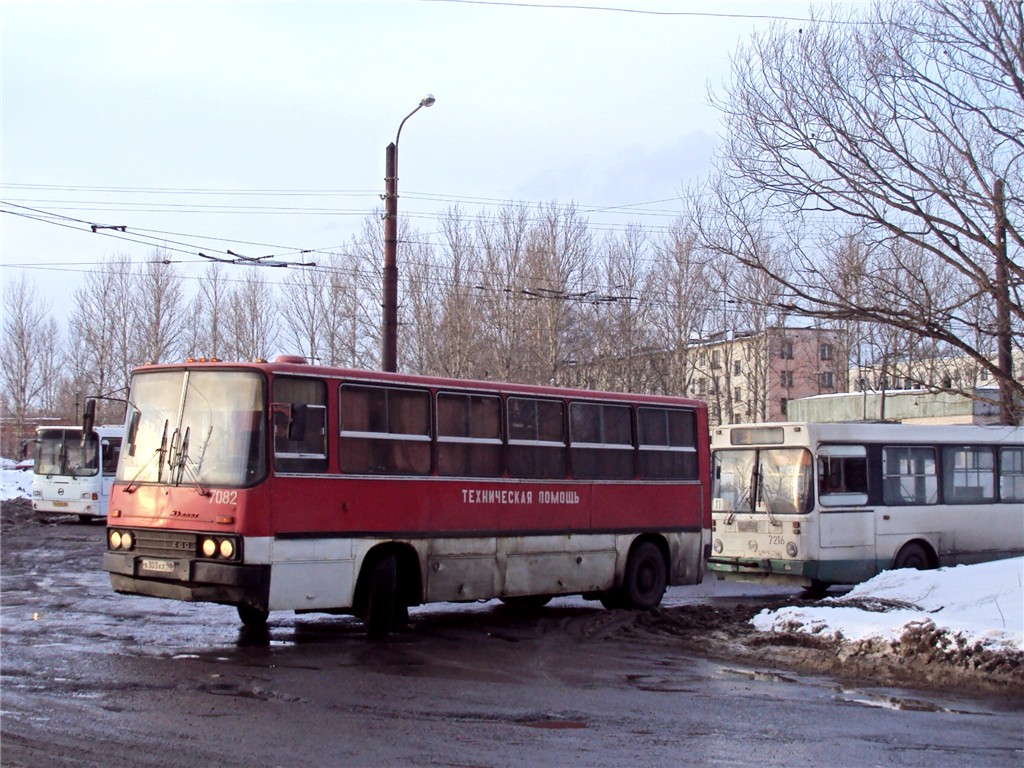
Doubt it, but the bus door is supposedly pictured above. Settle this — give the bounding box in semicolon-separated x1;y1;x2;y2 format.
815;444;876;582
99;437;123;507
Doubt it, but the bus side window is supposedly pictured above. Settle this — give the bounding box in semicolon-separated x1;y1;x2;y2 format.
1000;446;1024;502
817;445;868;506
507;397;566;479
272;377;328;473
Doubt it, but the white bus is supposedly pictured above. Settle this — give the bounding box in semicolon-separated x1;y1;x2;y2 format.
708;422;1023;593
32;425;123;522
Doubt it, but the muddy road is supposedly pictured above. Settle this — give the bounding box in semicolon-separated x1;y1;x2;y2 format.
2;500;1021;767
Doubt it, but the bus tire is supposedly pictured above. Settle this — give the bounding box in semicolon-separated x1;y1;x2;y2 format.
499;595;552;611
237;604;269;626
893;542;932;571
364;553;398;639
622;542;667;610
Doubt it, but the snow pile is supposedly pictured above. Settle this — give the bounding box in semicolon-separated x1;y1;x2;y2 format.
1;458;34;501
752;557;1024;653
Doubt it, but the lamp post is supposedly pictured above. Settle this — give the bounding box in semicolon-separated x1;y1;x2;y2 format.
382;93;436;372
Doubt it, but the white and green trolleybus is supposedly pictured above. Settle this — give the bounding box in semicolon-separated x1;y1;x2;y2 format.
708;422;1023;592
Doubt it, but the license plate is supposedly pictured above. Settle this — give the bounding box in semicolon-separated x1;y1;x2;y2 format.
141;559;176;574
53;501;68;508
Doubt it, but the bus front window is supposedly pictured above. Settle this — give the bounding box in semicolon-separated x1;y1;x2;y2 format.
34;429;99;478
712;447;812;516
712;449;757;513
119;370;266;488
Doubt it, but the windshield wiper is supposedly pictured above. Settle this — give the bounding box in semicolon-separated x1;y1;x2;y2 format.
123;419;169;494
170;426;210;497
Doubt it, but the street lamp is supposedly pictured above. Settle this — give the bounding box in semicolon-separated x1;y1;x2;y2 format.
382;94;436;372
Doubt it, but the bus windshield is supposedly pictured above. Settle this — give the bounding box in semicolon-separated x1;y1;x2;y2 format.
712;447;813;515
35;429;98;478
118;370;266;488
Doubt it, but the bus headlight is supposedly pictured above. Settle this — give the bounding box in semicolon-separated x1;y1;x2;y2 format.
108;530;134;551
786;542;798;557
200;536;239;560
713;539;723;554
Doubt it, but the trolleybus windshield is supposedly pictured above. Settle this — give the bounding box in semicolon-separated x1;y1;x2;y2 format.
118;370;265;488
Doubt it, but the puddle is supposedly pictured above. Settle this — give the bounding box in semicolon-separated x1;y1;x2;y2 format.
520;719;587;730
718;666;799;684
837;688;993;716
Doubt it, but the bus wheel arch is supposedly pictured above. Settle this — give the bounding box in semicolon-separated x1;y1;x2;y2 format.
355;543;421;637
621;537;669;610
892;540;936;571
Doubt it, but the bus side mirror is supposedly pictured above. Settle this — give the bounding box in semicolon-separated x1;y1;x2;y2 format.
127;411;141;457
82;398;96;445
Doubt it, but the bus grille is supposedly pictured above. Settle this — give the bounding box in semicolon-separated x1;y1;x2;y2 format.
129;530;197;558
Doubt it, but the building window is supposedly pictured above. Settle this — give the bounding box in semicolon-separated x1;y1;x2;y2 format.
780;339;794;360
818;371;834;389
696;377;707;396
734;387;742;402
711;350;721;369
780;398;789;417
780;370;794;387
733;360;741;376
819;343;833;361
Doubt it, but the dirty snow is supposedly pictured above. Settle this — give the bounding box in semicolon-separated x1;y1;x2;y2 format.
1;457;34;501
751;556;1024;653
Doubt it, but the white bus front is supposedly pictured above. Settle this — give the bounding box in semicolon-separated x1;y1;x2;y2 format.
32;427;122;522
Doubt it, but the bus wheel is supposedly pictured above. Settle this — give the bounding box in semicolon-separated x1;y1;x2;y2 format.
622;542;667;610
500;595;552;611
893;542;931;571
237;604;269;626
599;593;624;610
363;553;398;639
802;580;830;599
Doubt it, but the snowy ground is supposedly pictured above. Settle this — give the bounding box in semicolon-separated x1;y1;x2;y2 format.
4;458;1021;677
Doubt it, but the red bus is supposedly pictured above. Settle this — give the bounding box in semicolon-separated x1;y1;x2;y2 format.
103;356;710;636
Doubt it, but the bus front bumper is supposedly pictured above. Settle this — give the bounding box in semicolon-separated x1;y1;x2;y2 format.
706;556;817;587
103;552;271;610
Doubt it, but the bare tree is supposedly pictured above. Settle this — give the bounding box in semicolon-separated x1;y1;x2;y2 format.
135;250;187;364
712;0;1023;423
65;254;135;423
1;275;56;453
521;202;593;384
585;225;656;392
186;263;232;359
647;220;715;398
227;269;279;361
475;203;534;382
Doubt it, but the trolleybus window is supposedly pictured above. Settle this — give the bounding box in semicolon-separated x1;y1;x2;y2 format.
507;397;566;479
817;444;869;505
1001;446;1024;501
339;384;431;475
272;377;328;473
883;446;938;505
943;445;995;504
436;392;502;477
569;402;633;480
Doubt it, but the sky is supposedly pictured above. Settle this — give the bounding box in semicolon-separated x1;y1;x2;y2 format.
3;458;1021;657
0;0;858;321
